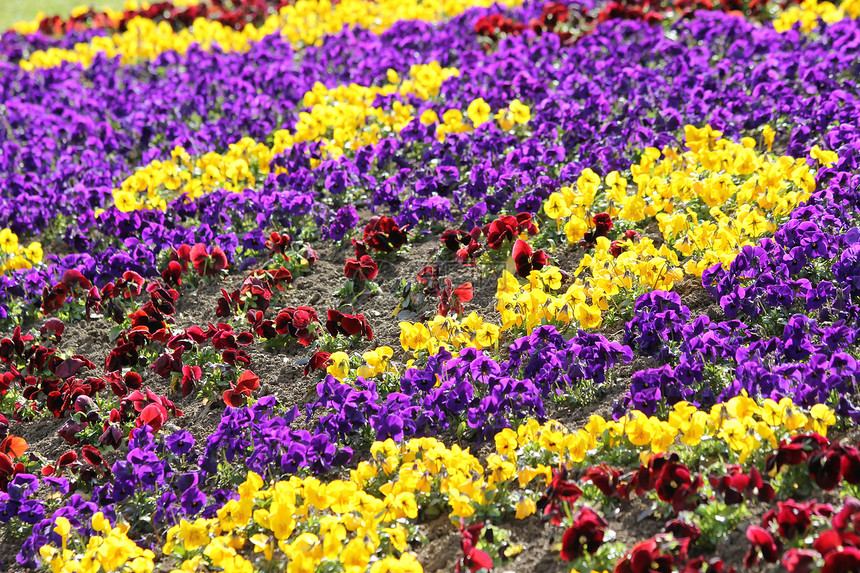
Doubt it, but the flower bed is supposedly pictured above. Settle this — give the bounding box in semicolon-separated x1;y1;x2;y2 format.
1;0;860;572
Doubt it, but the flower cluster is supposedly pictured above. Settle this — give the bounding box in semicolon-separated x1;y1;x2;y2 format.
0;229;42;274
20;0;531;70
542;127;823;329
20;0;289;38
3;0;860;571
775;0;860;32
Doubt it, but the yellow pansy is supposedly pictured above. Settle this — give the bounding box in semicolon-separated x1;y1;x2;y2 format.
515;497;537;519
466;98;492;126
327;351;350;380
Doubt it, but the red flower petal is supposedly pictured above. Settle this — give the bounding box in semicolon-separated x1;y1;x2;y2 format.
81;445;105;466
453;282;474;302
57;451;78;468
138;403;167;432
0;436;27;459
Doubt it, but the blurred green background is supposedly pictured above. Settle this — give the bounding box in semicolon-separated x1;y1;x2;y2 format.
1;0;127;30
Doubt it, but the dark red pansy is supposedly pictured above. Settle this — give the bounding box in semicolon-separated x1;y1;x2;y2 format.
839;446;860;485
326;309;373;340
833;497;860;532
822;547;860;573
417;265;439;286
344;255;379;281
189;243;229;277
664;518;700;542
441;230;470;252
363;215;408;253
238;279;272;313
764;499;823;540
223;370;260;407
813;529;845;558
541;1;568;26
173;244;192;270
149;289;178;317
516;212;538;235
151;347;184;379
439;280;474;317
215;288;240;317
780;549;817;573
85;286;103;319
744;525;780;568
654;461;702;512
782;434;831;471
117;271;145;298
99;424;122;449
538;465;582;526
710;463;774;505
234;370;260;395
351;238;369;259
614;538;674;573
124;371;142;390
53;356;91;380
456;521;493;573
484;215;519;250
560;506;608;561
609;240;626;258
291;310;311;329
452;227;484;264
180;365;202;397
247;310;277;339
474;15;498;35
593;213;614;236
137;403;168;432
511;239;549;278
269;266;293;288
0;372;15;395
275;307;319;346
265;231;291;255
452;282;474;303
809;446;845;490
221;348;251;366
304;351;333;376
40;318;66;341
258;266;294;290
222;389;243;408
161;260;183;287
42;283;70;315
0;452;14;477
106;372;126;398
61;269;92;292
57;451;79;471
679;556;733;573
81;445;106;467
584;464;623;498
748;466;775;502
183;326;209;344
340;314;373;339
612;230;642;256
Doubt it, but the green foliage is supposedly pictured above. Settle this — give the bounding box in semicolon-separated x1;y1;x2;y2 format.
693;499;750;551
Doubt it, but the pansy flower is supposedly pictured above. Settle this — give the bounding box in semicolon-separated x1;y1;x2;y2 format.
189;243;228;277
